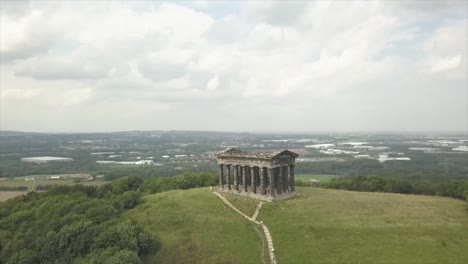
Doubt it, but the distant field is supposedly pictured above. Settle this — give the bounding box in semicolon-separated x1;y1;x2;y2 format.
260;187;468;264
0;191;26;202
295;174;340;183
127;188;263;264
0;175;110;191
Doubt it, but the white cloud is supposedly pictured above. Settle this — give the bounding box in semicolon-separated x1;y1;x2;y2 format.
206;75;219;91
0;0;467;132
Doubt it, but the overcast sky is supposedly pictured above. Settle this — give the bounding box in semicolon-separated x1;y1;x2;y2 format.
0;0;467;133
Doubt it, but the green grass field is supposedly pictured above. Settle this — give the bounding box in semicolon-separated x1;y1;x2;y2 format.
127;188;263;264
125;187;468;264
259;187;468;264
295;174;339;183
223;193;259;216
0;176;110;191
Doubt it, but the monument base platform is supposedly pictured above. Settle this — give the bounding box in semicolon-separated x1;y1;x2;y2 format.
218;188;297;202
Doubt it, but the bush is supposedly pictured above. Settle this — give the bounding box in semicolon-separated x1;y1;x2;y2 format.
142;172;217;194
0;184;158;264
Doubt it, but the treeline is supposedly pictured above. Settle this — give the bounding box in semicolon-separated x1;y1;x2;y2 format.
0;179;157;264
142;172;217;194
0;186;27;191
318;175;468;201
0;172;218;263
295;153;468;181
101;163;217;181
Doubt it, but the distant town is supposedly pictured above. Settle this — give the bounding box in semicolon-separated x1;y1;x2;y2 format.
1;131;467;186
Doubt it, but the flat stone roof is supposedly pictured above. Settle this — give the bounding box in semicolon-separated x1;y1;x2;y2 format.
216;148;298;159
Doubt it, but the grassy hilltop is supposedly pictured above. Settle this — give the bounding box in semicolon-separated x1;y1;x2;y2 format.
127;188;263;264
128;187;468;264
260;188;468;264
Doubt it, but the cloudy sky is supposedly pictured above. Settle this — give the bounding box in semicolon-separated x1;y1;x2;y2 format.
0;0;467;133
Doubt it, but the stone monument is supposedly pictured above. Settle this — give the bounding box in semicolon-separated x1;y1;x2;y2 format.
216;148;298;202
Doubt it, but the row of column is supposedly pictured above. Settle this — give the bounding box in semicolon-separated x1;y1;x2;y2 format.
218;164;295;196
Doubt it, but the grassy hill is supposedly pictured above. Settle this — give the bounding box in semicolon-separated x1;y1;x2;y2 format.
128;187;468;264
127;188;263;264
260;187;468;264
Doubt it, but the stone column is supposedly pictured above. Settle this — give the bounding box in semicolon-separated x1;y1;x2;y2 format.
260;167;267;195
243;166;248;192
239;166;243;185
282;166;288;193
219;164;224;189
251;166;257;193
268;168;275;196
226;164;231;190
289;164;295;192
234;165;239;191
276;167;283;195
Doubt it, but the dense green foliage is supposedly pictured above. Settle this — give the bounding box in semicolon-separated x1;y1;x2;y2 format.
296;152;468;181
0;186;28;191
320;175;468;200
141;172;217;194
0;180;157;264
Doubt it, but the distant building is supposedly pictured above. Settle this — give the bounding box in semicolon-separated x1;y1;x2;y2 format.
427;140;459;146
378;154;411;163
409;147;437;152
90;152;115;155
305;144;335;149
96;160;153;165
50;176;62;180
21;156;73;164
96;160;116;164
339;142;368;147
320;149;359;155
452;146;468;152
354;154;371;159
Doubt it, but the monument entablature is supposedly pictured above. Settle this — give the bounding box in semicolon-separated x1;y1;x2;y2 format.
215;148;298;202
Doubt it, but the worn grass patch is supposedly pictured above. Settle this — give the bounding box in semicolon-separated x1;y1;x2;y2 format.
259;187;468;264
222;193;259;217
0;191;26;202
127;188;262;264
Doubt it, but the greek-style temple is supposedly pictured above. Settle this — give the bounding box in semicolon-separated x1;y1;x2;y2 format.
215;148;298;201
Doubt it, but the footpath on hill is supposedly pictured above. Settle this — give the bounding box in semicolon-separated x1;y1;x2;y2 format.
214;192;277;264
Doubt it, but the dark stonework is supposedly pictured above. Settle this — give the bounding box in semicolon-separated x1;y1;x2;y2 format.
289;164;295;192
282;166;288;193
261;167;267;195
251;167;256;193
269;168;275;197
219;164;224;188
216;148;298;202
226;164;231;190
242;166;247;192
276;167;282;195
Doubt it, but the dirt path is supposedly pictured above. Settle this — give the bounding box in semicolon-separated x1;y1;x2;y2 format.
252;202;263;221
214;192;277;264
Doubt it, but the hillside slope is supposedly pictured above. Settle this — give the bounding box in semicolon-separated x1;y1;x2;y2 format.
127;188;263;264
129;187;468;264
260;187;468;264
